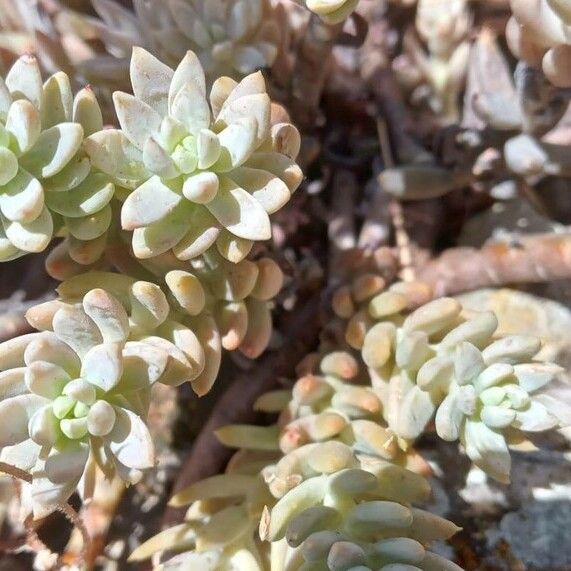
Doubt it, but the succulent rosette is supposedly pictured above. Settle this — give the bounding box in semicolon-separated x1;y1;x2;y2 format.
58;0;283;89
0;288;168;517
0;54;117;264
356;292;569;483
85;48;302;264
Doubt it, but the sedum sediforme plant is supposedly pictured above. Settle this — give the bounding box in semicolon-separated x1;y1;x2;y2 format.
393;0;471;124
342;281;568;483
0;54;114;262
85;47;302;264
0;287;169;518
0;44;301;526
131;352;463;571
56;0;284;89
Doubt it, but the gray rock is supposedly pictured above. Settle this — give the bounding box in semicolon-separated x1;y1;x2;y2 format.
488;500;571;570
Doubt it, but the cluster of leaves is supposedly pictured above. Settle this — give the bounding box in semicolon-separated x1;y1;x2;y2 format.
0;40;303;520
131;349;463;570
336;278;569;483
131;272;568;569
381;0;571;219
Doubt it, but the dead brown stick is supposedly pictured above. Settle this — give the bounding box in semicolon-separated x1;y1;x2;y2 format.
418;232;571;295
162;292;323;527
290;15;343;129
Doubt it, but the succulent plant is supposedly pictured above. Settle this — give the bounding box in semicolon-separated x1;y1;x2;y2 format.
0;288;171;517
393;0;471;123
85;48;302;263
0;53;118;264
353;288;568;483
57;0;283;89
261;467;463;571
131;352;463;571
301;0;361;25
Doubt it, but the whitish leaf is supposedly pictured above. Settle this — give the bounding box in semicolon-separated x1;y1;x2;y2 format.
44;442;89;485
170;84;210;136
143;137;178;179
514;400;558;432
245;152;303;193
46;173;114;218
514;363;563;393
25;360;70;399
462;418;511;483
129;523;196;562
0;394;48;446
24;331;81;378
0;438;40;471
266;475;327;541
121;176;181;231
217;94;270;142
215;118;258;170
73;87;103;137
131;202;193;259
21;123;84;178
52;305;103;358
84;129;148;189
108;407;155;470
435;390;464;441
396;385;437;440
0;168;43;223
188;314;222;397
169;50;206;106
113;91;162;150
196;505;249;551
6;55;42;108
0;147;18;186
228;166;290;214
5;99;41;154
0;368;27;399
170;474;258;507
239;298;272;358
43;156;91;192
408;508;462;542
172;207;220;260
83;288;130;344
206;176;271;241
41;72;73;128
130;47;173;116
81;342;124;392
66;205;112;241
2;207;52;253
215;424;279;451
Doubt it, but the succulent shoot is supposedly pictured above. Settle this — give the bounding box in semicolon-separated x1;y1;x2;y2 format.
341;280;568;483
58;0;283;88
85;48;302;264
0;288;169;517
133;352;463;571
0;54;112;262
